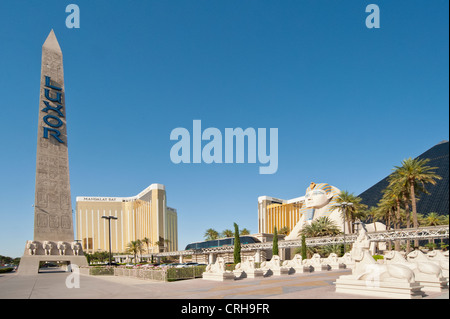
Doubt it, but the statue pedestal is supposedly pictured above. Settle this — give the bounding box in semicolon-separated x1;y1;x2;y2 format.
311;264;331;272
415;274;448;292
291;265;313;274
271;267;290;276
17;255;88;275
202;271;235;281
17;240;88;275
335;276;424;299
245;269;264;278
329;263;346;270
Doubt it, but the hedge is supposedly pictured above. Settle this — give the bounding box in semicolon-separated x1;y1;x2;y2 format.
0;268;14;273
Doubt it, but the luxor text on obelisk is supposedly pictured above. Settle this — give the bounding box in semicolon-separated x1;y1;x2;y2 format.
18;30;88;275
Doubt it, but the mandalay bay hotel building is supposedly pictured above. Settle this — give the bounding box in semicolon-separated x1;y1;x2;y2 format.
76;184;178;254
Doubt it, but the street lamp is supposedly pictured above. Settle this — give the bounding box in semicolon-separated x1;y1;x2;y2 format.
102;216;118;265
335;202;353;254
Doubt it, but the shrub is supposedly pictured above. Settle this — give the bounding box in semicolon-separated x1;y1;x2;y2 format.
372;255;384;261
0;268;14;273
89;266;115;276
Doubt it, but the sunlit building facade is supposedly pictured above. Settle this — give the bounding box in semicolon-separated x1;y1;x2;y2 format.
76;184;178;254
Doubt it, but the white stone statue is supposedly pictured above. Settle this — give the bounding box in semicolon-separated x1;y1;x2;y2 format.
347;225;415;282
203;257;234;281
26;240;37;255
205;257;227;274
285;182;343;240
385;251;447;292
235;258;255;272
338;252;355;269
260;255;289;275
334;223;424;299
323;253;346;270
282;254;312;273
43;241;53;256
234;257;264;279
57;241;67;256
408;250;449;278
303;253;330;271
71;242;82;256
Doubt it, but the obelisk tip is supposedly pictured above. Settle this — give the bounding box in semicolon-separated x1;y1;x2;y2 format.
43;29;62;53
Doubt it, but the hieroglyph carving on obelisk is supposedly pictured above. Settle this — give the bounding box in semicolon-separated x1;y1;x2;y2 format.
34;29;73;242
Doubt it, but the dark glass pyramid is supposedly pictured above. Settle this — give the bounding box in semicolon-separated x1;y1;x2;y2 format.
359;141;449;216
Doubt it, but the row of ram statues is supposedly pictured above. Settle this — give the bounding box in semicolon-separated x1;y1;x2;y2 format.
25;240;83;256
202;224;448;298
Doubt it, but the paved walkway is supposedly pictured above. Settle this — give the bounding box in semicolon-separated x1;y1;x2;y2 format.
0;269;448;299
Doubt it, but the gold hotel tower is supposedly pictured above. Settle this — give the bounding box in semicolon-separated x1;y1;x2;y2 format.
76;184;178;254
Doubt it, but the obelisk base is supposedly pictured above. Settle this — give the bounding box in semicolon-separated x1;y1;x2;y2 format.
17;240;88;275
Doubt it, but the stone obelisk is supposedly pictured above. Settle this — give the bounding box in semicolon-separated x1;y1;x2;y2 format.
18;30;87;274
34;29;73;242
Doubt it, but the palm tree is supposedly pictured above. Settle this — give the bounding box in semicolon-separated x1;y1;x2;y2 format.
142;237;152;261
424;212;442;226
300;217;341;238
154;240;164;253
163;239;171;252
126;240;142;265
240;228;251;236
424;212;442;245
221;229;234;238
204;228;219;241
278;226;290;236
390;158;441;230
331;191;367;233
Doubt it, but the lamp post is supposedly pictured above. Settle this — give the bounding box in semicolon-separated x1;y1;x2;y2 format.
336;202;353;254
102;216;118;265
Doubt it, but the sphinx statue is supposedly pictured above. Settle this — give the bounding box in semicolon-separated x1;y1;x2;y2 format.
426;250;449;278
205;257;226;274
335;223;424;298
282;254;312;273
285;183;342;240
323;253;346;270
385;250;447;292
202;257;234;281
303;253;330;271
234;257;264;278
338;252;355;269
408;250;449;279
260;255;289;276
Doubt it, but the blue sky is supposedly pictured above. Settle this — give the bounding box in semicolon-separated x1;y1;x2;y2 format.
0;0;448;257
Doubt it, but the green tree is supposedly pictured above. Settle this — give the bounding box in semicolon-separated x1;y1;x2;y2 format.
278;226;290;236
300;217;341;238
390;157;441;241
233;223;241;264
240;228;251;236
272;226;279;257
424;212;442;226
142;237;152;258
221;229;234;238
126;240;142;264
331;191;367;233
204;228;219;241
301;235;307;260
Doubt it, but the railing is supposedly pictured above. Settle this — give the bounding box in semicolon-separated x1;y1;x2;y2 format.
153;225;449;257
